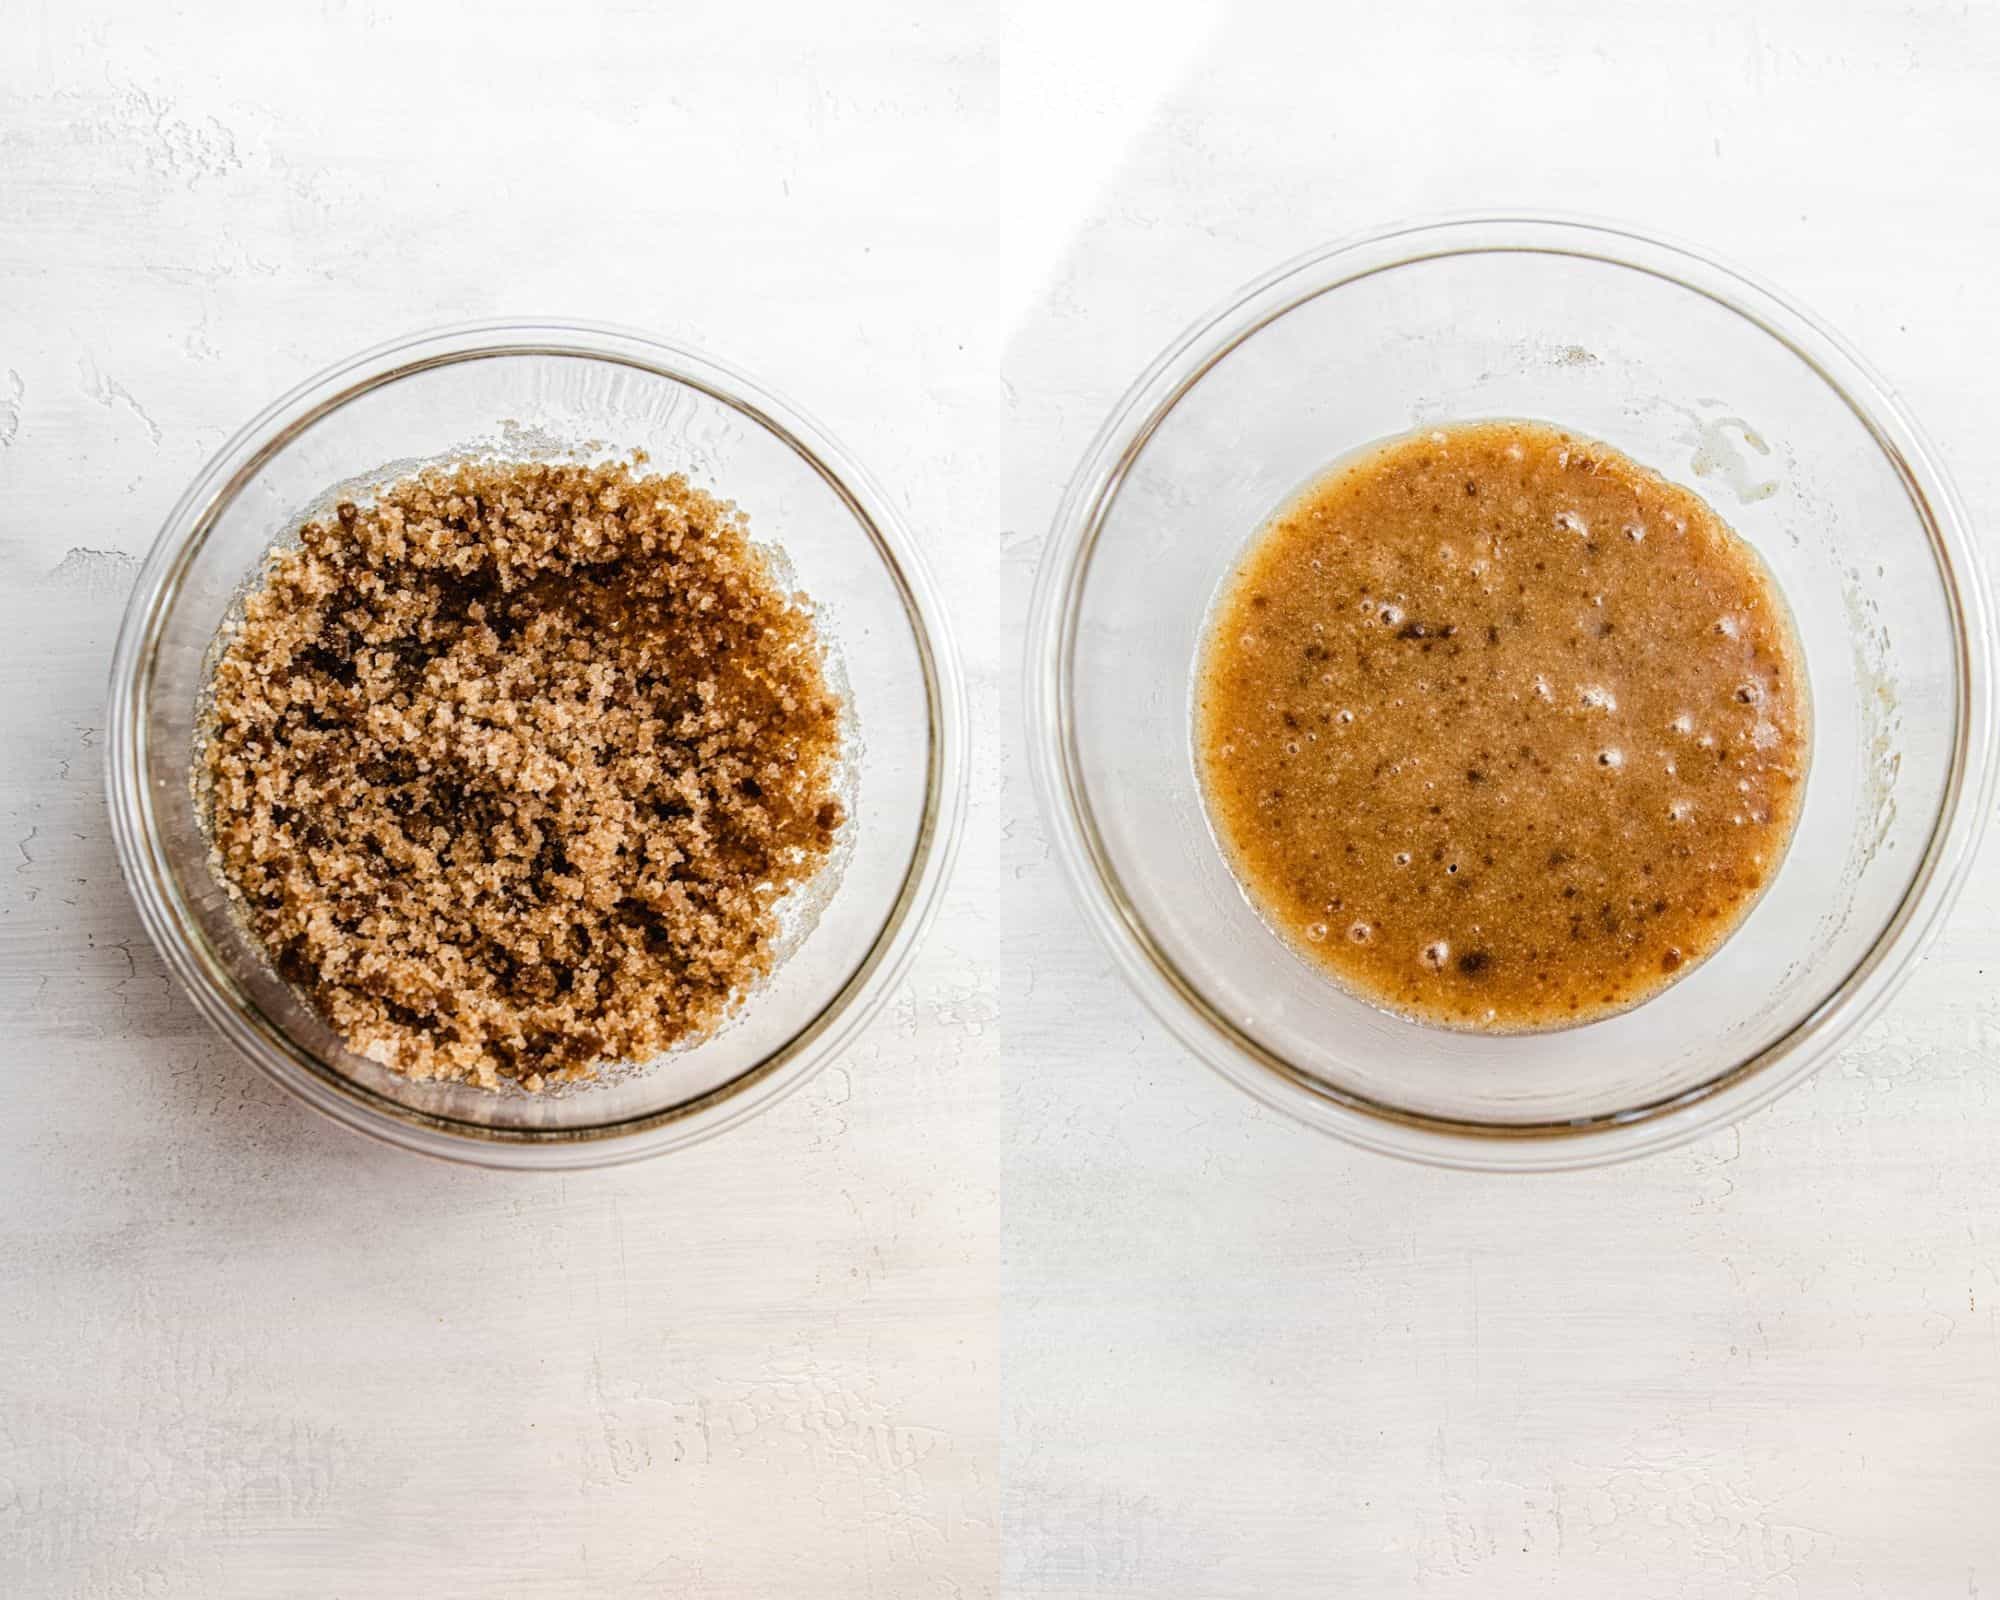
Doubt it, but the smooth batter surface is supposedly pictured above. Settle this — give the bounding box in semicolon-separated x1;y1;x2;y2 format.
1195;420;1809;1031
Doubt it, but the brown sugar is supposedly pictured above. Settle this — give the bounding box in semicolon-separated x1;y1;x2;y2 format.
1195;420;1809;1032
202;458;845;1089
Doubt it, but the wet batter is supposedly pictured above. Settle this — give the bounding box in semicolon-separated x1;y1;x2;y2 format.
1195;420;1810;1032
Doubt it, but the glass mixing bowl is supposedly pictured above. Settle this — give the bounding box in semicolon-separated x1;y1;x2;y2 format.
109;320;965;1168
1026;217;1995;1171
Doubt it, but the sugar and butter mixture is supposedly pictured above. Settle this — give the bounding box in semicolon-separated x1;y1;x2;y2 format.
204;459;844;1089
1195;420;1809;1031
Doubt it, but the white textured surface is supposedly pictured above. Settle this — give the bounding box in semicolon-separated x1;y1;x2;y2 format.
997;3;2000;1597
6;2;2000;1596
1;6;998;1597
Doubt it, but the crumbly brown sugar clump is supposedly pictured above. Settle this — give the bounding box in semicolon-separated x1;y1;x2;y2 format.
204;459;845;1089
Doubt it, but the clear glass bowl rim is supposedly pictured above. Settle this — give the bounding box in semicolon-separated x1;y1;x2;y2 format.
1024;213;1997;1172
106;318;968;1170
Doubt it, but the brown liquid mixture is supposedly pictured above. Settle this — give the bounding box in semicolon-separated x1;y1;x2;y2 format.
1195;421;1809;1032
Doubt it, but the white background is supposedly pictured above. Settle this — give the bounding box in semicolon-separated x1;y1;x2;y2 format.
5;2;1999;1596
